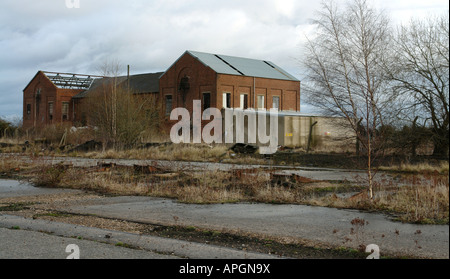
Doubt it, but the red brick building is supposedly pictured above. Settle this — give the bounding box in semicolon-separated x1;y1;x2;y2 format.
22;71;102;130
159;50;300;117
23;51;300;131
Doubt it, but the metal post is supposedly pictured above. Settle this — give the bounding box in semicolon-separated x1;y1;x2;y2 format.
307;120;318;153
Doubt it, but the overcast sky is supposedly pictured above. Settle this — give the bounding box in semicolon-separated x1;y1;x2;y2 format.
0;0;448;120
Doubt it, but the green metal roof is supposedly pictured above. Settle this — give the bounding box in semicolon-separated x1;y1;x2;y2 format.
187;50;299;81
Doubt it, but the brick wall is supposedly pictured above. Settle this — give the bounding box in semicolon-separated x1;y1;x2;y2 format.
22;71;82;130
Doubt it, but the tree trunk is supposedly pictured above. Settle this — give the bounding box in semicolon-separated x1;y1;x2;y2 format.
432;132;449;158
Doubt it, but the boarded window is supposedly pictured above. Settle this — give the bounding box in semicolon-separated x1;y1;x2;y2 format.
165;95;173;116
62;102;69;121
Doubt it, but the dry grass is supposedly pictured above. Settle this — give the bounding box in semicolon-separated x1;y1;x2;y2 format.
74;144;270;165
378;161;449;174
309;174;449;224
1;154;448;224
0;139;24;153
0;155;35;175
81;144;230;162
377;182;449;224
2;138;269;165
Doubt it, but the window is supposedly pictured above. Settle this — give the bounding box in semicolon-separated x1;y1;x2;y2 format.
257;95;265;110
48;102;54;121
223;93;231;108
272;96;280;110
62;102;69;121
203;92;211;111
240;94;248;109
26;104;31;119
165;95;173;116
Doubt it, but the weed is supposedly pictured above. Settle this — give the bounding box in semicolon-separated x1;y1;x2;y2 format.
115;242;136;249
32;163;68;188
0;202;33;212
349;217;369;251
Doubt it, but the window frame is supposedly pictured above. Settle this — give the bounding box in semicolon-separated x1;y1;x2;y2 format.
257;95;265;110
26;104;31;119
272;96;280;110
165;95;173;116
240;94;248;110
222;92;231;109
202;92;211;111
62;102;69;121
48;102;54;121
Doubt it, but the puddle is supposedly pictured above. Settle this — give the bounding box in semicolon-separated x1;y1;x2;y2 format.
0;179;77;198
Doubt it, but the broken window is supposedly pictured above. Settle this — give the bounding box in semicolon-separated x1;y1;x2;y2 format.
48;102;54;121
165;95;173;116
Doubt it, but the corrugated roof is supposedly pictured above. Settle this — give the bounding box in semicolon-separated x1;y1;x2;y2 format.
187;50;299;81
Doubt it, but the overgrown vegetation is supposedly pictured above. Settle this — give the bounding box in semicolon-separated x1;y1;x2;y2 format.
0;118;19;138
2;155;446;225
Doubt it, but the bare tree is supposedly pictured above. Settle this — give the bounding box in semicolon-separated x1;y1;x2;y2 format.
84;61;162;149
302;0;395;199
388;13;449;157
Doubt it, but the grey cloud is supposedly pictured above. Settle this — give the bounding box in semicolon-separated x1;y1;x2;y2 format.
0;0;447;117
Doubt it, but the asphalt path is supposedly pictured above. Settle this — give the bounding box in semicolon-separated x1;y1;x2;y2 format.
65;195;449;259
0;214;279;259
0;179;448;259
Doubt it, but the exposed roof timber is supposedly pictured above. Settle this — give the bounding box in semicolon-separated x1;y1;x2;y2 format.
42;71;106;78
43;71;106;90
